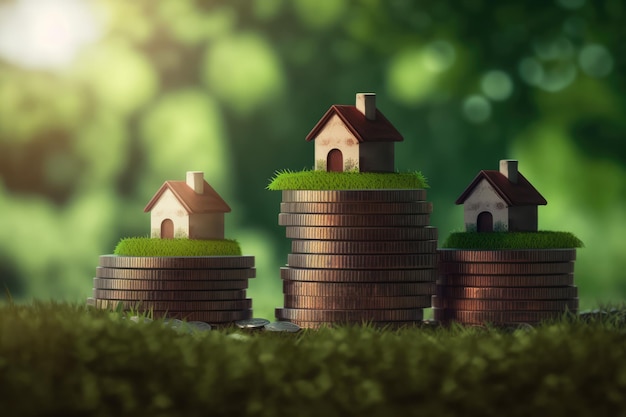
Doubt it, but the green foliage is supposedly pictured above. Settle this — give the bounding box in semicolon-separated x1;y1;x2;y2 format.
113;237;241;256
442;231;584;249
267;169;428;190
0;301;626;416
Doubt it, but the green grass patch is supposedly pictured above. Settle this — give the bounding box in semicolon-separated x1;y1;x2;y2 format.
442;231;584;249
0;301;625;416
114;237;241;256
267;169;428;190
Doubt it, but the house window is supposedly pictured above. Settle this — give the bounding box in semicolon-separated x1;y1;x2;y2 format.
477;211;493;233
327;149;343;172
161;219;174;239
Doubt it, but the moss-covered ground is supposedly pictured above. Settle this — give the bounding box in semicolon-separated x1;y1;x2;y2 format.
114;237;241;256
442;231;584;249
267;169;427;190
1;301;625;416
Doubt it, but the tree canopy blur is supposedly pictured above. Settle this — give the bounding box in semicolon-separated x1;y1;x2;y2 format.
0;0;624;316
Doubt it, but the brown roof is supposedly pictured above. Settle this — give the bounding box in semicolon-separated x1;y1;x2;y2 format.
455;170;547;206
305;105;403;143
144;180;231;214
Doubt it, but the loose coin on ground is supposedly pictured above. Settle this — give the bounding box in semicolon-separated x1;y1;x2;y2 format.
438;261;575;275
90;298;252;311
291;240;438;255
431;296;579;311
95;267;256;281
93;278;249;291
276;308;424;322
433;308;568;324
264;321;302;332
436;285;578;300
93;289;247;301
437;274;574;287
99;255;255;269
284;281;435;297
287;253;437;269
281;267;437;283
150;309;253;323
284;320;422;329
281;190;427;203
280;201;433;214
284;295;432;309
438;249;576;263
236;318;271;329
285;226;438;241
278;213;430;227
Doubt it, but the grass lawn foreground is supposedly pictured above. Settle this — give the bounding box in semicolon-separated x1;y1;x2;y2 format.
1;301;625;416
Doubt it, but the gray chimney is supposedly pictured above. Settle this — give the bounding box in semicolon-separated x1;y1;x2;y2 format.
356;93;376;120
186;171;204;194
499;160;518;184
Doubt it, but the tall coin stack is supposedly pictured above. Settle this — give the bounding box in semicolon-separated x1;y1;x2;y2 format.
275;189;438;329
434;249;578;325
87;255;255;325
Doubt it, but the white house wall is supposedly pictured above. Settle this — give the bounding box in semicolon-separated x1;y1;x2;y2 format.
463;179;509;231
314;114;360;171
150;189;190;238
189;213;225;240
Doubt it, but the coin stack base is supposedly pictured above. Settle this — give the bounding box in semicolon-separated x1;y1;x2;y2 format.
87;255;255;326
276;190;438;329
435;249;579;325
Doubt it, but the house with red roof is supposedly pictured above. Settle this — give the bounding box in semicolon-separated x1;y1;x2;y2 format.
305;93;403;172
455;160;547;232
144;171;230;239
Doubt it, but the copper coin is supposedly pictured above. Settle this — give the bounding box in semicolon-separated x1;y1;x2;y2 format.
438;262;575;275
436;285;578;300
93;278;248;291
283;281;435;297
432;308;569;324
281;267;436;283
99;255;255;269
90;298;252;311
280;201;433;214
285;226;438;241
264;321;302;332
281;190;426;202
95;267;256;281
284;295;432;309
432;296;578;311
149;309;253;323
276;307;424;322
93;289;247;301
437;274;574;287
291;240;437;255
438;249;576;263
287;253;437;269
278;213;430;227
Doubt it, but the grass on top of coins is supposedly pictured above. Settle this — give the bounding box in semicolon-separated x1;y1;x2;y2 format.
267;169;428;190
1;300;626;417
114;237;241;256
442;231;584;249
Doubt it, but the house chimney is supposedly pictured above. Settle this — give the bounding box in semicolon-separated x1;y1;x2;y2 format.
356;93;376;120
186;171;204;194
499;160;518;184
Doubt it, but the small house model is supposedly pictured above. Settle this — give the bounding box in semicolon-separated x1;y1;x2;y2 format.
455;160;547;232
144;171;230;239
305;93;403;172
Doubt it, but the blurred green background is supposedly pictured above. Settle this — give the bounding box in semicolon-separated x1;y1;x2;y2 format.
0;0;624;319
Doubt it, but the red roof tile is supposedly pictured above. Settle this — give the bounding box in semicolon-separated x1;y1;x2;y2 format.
144;180;231;214
305;105;403;143
455;170;547;206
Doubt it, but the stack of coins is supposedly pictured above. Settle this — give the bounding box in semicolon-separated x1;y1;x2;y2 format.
275;190;438;328
87;255;255;325
434;249;578;325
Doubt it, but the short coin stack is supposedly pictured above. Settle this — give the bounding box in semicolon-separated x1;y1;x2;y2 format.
434;249;578;325
87;255;255;325
275;190;438;328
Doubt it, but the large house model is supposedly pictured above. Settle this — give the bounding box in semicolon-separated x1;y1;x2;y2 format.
455;160;547;232
305;93;403;172
144;171;230;239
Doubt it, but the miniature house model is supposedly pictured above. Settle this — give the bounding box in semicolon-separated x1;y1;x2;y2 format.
305;93;403;172
144;171;230;239
455;160;547;232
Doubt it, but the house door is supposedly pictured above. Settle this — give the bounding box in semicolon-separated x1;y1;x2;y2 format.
327;149;343;172
477;211;493;233
161;219;174;238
